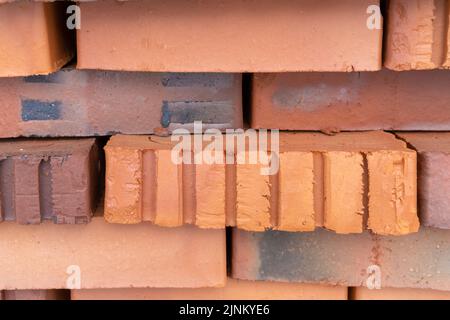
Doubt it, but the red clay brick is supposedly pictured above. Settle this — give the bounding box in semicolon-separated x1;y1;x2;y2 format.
0;139;99;224
0;217;225;290
77;0;382;72
0;68;242;137
397;133;450;229
351;287;450;300
0;1;74;77
385;0;450;70
71;279;347;300
104;131;419;235
232;227;450;291
251;70;450;131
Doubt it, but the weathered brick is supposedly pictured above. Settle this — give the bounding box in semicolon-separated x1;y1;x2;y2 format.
0;217;225;289
251;70;450;131
104;131;419;235
232;227;450;291
351;287;450;300
0;139;99;224
0;1;74;77
0;68;242;138
1;290;69;300
397;133;450;229
71;278;347;300
385;0;450;70
77;0;381;72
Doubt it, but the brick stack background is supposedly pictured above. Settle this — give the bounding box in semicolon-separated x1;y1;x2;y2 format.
1;0;450;300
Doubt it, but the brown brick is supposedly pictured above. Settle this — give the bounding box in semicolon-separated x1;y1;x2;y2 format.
104;131;419;235
232;227;450;291
71;278;347;300
0;139;99;224
77;0;381;72
0;217;225;289
0;69;242;138
251;70;450;131
0;1;74;77
2;290;69;300
384;0;450;70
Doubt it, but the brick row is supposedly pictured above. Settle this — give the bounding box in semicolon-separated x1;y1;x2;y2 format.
0;139;99;224
0;1;74;77
251;70;450;131
0;217;225;290
0;290;68;300
71;279;347;300
350;287;450;300
0;69;242;137
104;131;419;235
231;227;450;291
76;0;382;72
385;0;450;70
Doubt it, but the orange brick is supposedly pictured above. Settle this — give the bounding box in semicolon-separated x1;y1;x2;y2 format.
385;0;450;70
0;217;226;289
77;0;381;72
0;1;74;77
71;279;347;300
351;287;450;300
104;132;418;235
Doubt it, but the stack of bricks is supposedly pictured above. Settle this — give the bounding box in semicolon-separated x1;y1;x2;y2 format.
1;0;450;301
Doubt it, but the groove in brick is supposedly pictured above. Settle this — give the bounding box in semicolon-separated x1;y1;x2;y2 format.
39;158;53;220
0;158;15;221
142;150;156;222
313;152;324;227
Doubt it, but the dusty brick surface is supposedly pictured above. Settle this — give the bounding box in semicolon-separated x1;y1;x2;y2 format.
0;1;74;77
0;139;99;224
385;0;450;70
0;69;242;137
77;0;381;72
232;227;450;291
351;287;450;300
0;217;226;290
104;131;419;235
71;278;347;300
251;70;450;131
397;133;450;229
1;290;68;300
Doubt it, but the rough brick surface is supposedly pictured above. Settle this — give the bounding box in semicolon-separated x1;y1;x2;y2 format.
104;131;419;235
0;217;225;290
0;1;74;77
0;69;242;137
351;287;450;300
397;133;450;229
71;279;347;300
77;0;381;72
0;139;99;224
385;0;450;70
232;227;450;291
251;70;450;131
1;290;68;300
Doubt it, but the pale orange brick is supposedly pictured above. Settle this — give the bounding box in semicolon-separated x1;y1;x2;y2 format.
367;150;419;235
71;279;347;300
351;287;450;300
277;152;315;231
323;152;364;234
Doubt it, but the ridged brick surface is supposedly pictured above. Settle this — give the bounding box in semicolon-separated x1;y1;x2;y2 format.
104;131;419;235
0;139;99;224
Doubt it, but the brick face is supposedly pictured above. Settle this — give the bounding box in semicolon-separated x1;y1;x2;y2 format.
351;287;450;300
0;69;242;138
0;218;226;289
232;227;450;291
104;132;419;235
0;1;74;77
0;139;99;224
251;70;450;131
77;0;381;72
